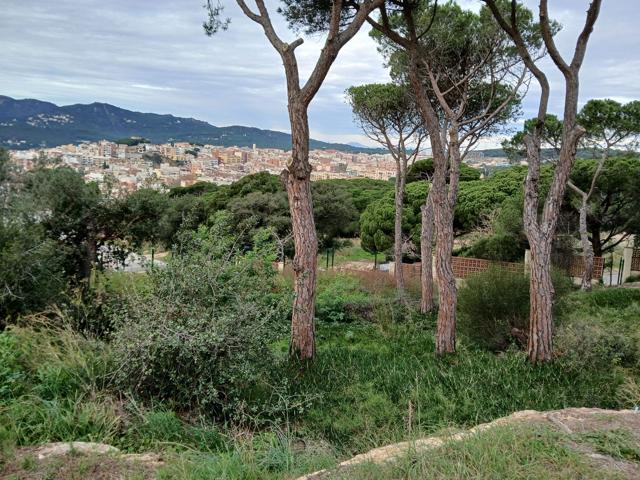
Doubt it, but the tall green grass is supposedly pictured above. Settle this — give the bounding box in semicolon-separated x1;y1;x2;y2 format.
289;322;625;454
1;281;638;479
329;423;629;479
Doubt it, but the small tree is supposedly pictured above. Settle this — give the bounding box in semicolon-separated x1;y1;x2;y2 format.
369;1;527;353
570;156;640;257
484;0;602;362
346;83;426;296
121;188;170;266
572;99;640;290
504;101;640;291
204;0;385;360
313;182;359;268
360;198;396;269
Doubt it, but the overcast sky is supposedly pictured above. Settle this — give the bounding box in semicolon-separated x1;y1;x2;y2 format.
1;1;638;147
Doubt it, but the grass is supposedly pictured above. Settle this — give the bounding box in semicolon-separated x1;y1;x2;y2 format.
1;276;639;479
2;450;154;479
332;240;377;264
330;423;634;479
290;321;625;453
578;428;640;463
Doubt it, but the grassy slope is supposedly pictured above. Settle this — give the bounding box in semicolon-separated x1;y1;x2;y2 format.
331;422;640;480
0;277;639;479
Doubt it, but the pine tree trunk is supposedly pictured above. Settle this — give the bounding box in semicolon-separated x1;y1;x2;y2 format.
434;203;456;354
394;157;407;295
82;236;97;282
432;157;457;355
579;197;594;291
420;193;435;314
285;100;318;361
528;240;554;363
434;127;465;354
591;223;602;257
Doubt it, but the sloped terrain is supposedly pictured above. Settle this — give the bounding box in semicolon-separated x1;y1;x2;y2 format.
298;408;640;480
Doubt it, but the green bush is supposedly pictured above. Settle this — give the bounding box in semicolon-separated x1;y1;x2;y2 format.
577;288;640;309
462;233;524;262
458;267;573;351
316;273;373;323
457;267;530;351
0;222;66;323
556;290;640;373
111;218;289;416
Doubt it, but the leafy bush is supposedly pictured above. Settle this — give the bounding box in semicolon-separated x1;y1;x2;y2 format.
0;222;66;323
111;217;288;416
458;267;573;351
556;290;640;373
457;267;530;351
315;273;373;323
462;233;524;262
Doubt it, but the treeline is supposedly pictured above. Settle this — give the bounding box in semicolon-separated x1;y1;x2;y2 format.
0;150;395;321
4;143;637;324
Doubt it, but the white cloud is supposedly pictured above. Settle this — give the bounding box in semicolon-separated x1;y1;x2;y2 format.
0;0;638;145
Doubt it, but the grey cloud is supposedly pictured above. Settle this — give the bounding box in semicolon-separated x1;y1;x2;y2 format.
1;0;638;147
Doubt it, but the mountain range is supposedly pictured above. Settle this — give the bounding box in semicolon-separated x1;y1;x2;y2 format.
0;96;384;153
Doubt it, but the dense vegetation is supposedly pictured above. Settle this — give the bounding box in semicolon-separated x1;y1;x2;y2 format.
2;143;640;478
1;268;638;478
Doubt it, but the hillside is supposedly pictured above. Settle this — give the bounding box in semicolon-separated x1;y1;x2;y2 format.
0;96;383;153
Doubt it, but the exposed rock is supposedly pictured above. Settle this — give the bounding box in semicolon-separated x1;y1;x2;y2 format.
34;442;119;460
296;408;639;480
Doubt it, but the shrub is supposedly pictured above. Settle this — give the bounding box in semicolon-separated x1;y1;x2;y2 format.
315;273;373;323
458;267;573;351
457;267;529;351
111;218;289;416
462;233;524;262
556;290;640;373
0;222;66;323
576;288;640;309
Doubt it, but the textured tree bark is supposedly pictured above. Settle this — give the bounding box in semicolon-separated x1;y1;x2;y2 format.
433;128;463;355
404;46;458;354
483;0;601;363
285;101;318;361
433;197;456;354
394;155;407;295
591;224;602;257
228;0;387;363
578;197;594;291
420;193;435;314
527;239;554;362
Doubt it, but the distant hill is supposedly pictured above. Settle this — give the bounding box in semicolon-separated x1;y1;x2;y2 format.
0;96;384;153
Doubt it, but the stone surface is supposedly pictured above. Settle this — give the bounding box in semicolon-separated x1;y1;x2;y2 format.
35;442;120;460
296;408;639;480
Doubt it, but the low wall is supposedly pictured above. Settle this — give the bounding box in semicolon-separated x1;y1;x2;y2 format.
399;253;604;281
402;257;523;280
632;248;640;271
561;255;604;279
